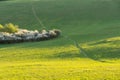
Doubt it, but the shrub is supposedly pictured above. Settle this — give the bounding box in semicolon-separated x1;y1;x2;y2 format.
0;23;19;33
0;24;4;32
0;24;3;28
4;23;18;33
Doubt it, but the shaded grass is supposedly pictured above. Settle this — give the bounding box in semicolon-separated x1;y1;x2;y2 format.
0;0;120;41
83;37;120;60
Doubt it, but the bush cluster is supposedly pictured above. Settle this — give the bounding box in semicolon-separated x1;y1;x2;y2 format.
0;23;18;33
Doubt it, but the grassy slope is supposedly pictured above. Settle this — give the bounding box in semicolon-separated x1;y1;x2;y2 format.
0;0;120;80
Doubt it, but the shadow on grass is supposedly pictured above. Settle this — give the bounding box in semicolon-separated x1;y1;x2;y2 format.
45;51;86;59
0;0;9;1
84;47;120;63
0;36;74;48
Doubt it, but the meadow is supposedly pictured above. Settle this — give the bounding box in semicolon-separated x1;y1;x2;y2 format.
0;0;120;80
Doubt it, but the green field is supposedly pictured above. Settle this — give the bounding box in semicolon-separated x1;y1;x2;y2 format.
0;0;120;80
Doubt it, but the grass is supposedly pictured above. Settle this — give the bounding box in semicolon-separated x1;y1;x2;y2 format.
0;0;120;80
0;60;120;80
0;36;120;80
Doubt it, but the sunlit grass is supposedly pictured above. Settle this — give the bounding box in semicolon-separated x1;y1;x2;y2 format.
0;45;79;61
0;60;120;80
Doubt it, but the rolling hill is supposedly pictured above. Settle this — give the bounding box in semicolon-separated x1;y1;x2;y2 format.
0;0;120;80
